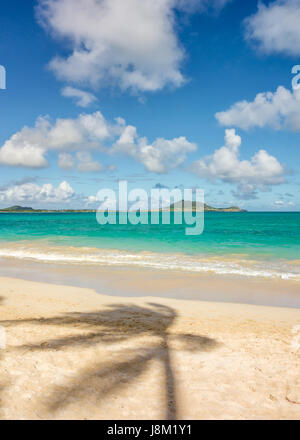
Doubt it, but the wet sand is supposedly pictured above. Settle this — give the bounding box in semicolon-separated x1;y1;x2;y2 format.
0;257;300;308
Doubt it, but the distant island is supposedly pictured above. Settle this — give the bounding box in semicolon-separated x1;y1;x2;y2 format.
0;204;247;213
167;201;247;212
0;205;94;213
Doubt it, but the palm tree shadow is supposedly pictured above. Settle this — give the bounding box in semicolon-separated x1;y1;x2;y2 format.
0;354;7;419
1;302;219;420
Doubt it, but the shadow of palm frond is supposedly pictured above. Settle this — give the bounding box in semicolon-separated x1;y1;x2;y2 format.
47;347;156;414
1;302;219;419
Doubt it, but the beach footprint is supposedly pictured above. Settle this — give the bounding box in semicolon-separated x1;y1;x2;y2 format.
286;380;300;405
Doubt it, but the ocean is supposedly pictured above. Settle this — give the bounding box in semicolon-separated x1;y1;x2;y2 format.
0;211;299;280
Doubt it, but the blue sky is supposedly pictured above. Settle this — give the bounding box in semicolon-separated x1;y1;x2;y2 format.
0;0;299;210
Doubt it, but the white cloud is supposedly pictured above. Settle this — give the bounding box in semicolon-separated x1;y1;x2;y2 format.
0;181;74;204
0;110;196;173
231;184;259;200
216;86;300;131
58;152;75;170
0;112;111;168
0;117;50;168
0;143;47;168
245;0;300;56
190;129;286;197
273;199;295;208
87;195;98;205
113;126;197;173
77;151;103;172
36;0;231;93
107;164;116;172
61;86;98;107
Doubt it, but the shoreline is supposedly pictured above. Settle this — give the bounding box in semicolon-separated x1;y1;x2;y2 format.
0;275;299;419
0;256;300;308
0;239;299;284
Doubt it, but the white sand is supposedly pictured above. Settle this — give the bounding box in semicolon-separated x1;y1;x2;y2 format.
0;276;299;420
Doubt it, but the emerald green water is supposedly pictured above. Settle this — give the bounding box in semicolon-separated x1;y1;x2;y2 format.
0;212;299;279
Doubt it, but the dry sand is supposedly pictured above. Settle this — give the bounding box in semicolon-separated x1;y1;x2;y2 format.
0;276;299;420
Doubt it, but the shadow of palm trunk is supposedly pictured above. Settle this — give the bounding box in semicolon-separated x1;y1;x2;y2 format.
161;334;177;420
0;354;7;419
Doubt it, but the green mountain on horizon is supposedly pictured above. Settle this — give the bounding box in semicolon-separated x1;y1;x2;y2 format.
0;206;93;213
167;201;247;212
0;205;36;212
0;203;247;213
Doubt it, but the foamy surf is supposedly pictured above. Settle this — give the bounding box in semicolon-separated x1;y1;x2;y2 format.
0;242;299;281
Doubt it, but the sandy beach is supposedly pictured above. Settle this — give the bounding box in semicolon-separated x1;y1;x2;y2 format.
0;275;299;420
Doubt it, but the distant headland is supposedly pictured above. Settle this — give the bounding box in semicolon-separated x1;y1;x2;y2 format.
167;201;246;212
0;204;247;213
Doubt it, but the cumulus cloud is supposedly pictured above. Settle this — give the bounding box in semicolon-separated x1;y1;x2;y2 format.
273;199;295;208
112;125;197;173
0;118;50;168
0;177;37;192
86;195;98;205
0;110;196;173
216;86;300;131
58;152;75;170
0;112;111;168
61;86;98;107
77;151;103;172
231;184;259;200
190;129;286;198
0;143;47;168
0;181;74;204
36;0;231;93
245;0;300;56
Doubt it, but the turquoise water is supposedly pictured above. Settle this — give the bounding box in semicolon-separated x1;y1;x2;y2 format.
0;212;299;279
